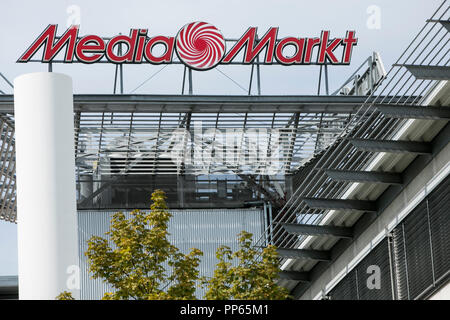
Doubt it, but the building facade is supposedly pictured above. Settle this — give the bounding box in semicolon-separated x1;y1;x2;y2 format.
0;1;449;300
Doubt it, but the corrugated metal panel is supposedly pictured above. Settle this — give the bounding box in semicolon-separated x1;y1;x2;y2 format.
78;211;115;299
391;174;449;300
78;208;264;300
402;201;434;299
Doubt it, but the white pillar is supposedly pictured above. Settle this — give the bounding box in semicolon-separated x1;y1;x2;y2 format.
14;72;80;300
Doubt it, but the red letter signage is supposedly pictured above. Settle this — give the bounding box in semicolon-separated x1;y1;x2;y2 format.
18;22;358;70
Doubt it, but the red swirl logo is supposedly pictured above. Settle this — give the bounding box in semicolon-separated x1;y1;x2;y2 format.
176;22;226;70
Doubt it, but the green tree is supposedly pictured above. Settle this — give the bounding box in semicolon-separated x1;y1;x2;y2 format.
56;291;75;300
57;190;289;300
204;231;289;300
85;189;202;300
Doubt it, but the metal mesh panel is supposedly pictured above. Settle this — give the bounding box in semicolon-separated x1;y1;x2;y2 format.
329;239;394;300
427;176;450;283
356;238;394;300
391;174;449;300
328;270;358;300
402;201;434;299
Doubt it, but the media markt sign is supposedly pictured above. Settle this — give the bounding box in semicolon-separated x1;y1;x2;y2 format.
18;22;357;70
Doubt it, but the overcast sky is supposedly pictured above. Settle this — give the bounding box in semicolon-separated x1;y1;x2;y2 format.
0;0;443;275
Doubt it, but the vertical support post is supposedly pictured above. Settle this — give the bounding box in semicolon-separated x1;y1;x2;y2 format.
314;112;324;152
113;65;118;94
286;113;299;171
14;72;79;299
119;64;124;94
188;68;193;95
355;269;360;300
317;65;322;95
324;64;329;95
181;66;187;94
256;56;261;95
255;32;261;95
248;64;254;95
119;42;124;94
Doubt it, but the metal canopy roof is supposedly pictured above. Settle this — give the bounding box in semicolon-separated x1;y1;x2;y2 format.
0;97;438;225
0;93;396;222
0;95;407;177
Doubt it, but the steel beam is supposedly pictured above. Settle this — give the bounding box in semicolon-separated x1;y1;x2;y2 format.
438;20;450;32
282;223;353;238
0;94;418;114
376;105;450;120
324;169;403;185
278;270;310;282
348;138;432;154
402;65;450;81
303;197;377;212
276;248;331;261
